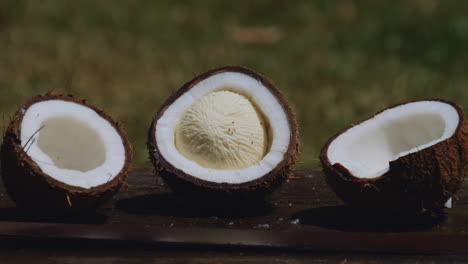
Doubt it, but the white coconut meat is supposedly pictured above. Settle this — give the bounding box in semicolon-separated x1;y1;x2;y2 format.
20;100;126;189
327;101;460;179
155;72;291;184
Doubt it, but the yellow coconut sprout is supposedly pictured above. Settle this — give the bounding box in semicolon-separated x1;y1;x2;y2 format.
175;90;267;170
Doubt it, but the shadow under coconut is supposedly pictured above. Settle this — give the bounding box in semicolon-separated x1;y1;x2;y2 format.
0;208;108;224
116;193;273;218
292;205;445;232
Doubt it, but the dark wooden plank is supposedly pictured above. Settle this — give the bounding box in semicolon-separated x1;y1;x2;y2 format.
0;169;467;255
1;221;468;254
0;247;467;264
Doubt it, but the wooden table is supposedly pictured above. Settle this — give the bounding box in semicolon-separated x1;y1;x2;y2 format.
0;169;467;263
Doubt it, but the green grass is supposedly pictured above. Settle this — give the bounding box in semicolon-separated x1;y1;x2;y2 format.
0;0;467;168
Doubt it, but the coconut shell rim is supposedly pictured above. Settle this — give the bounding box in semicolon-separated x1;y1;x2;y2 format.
148;65;299;190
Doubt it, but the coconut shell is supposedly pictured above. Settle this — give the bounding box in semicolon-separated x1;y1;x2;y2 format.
320;99;467;214
148;65;299;200
1;94;132;209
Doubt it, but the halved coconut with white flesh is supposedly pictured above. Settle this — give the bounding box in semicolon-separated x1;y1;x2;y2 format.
148;66;299;199
320;99;467;213
1;94;132;208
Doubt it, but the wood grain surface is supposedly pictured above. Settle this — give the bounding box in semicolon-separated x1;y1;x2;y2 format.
0;169;467;263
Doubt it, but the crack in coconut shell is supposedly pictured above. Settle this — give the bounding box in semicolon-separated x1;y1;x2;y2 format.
1;94;132;209
148;66;299;200
320;99;467;214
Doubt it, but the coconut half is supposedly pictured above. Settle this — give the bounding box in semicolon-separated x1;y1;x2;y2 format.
320;99;467;213
148;66;299;199
1;94;132;208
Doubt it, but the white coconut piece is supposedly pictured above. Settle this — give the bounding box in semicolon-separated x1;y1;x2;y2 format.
155;71;291;184
20;100;126;189
175;90;267;170
445;198;452;208
327;101;460;179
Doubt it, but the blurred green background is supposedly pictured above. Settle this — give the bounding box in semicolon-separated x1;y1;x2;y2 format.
0;0;467;168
